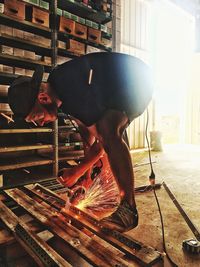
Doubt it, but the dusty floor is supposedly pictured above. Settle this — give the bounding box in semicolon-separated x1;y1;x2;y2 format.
128;144;200;267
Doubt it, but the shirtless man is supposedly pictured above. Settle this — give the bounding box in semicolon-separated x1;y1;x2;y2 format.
8;52;153;232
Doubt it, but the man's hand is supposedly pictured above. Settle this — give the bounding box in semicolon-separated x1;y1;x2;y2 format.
57;168;80;188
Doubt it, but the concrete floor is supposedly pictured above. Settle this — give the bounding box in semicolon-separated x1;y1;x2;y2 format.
128;144;200;266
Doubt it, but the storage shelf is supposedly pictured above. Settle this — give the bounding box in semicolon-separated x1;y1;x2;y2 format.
1;169;56;190
0;152;84;170
0;128;53;133
102;32;112;40
58;48;78;58
0;34;51;57
0;0;112;187
59;152;84;161
0;13;51;38
0;144;53;153
58;31;112;52
0;72;19;85
57;0;112;24
0;156;54;171
0;54;52;72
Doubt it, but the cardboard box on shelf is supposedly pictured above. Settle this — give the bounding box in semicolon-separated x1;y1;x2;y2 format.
0;25;13;36
0;45;13;55
32;6;49;27
74;22;87;40
43;56;51;64
66;39;85;55
24;50;35;60
101;37;112;47
4;0;25;20
59;17;75;35
23;32;35;41
0;103;11;113
35;54;42;62
13;48;24;58
14;67;25;75
57;56;71;65
34;35;51;47
26;5;49;28
2;65;14;74
25;69;34;77
88;27;101;44
58;41;66;49
0;85;9;97
86;45;102;54
13;29;24;38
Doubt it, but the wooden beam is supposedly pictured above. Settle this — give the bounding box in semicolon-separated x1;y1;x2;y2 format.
25;184;163;267
5;188;130;267
0;200;72;267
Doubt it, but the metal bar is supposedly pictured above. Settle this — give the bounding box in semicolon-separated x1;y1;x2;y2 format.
50;0;59;178
0;200;71;267
0;144;53;153
0;128;53;133
163;182;200;241
5;188;127;267
25;184;163;267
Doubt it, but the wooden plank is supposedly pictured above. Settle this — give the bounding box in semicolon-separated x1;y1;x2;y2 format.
0;201;72;267
25;184;163;267
0;128;52;133
59;153;84;161
5;188;129;267
0;228;14;245
0;144;53;153
0;156;53;171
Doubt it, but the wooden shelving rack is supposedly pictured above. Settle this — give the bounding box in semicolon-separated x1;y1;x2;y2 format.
0;0;112;188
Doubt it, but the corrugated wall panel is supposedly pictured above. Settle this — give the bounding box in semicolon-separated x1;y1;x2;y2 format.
185;54;200;144
121;0;154;149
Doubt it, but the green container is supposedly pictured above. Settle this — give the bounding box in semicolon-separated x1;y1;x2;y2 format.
86;19;93;27
100;24;107;33
28;0;39;6
63;11;71;19
71;14;78;22
78;17;86;25
57;8;62;16
92;22;99;29
39;0;49;10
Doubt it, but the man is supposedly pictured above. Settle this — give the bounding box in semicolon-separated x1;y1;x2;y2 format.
8;52;153;232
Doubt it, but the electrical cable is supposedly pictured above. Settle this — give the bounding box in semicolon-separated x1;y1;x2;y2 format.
145;108;178;267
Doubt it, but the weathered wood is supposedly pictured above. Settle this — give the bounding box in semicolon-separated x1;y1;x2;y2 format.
0;156;53;171
0;144;53;153
25;184;163;267
0;128;52;133
5;188;129;267
0;200;72;267
0;228;14;245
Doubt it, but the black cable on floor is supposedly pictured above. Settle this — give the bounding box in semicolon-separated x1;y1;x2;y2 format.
145;108;178;267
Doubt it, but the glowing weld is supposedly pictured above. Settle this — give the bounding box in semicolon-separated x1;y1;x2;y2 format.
75;168;120;219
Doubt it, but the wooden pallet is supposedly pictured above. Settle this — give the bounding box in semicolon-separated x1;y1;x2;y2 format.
0;185;164;267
